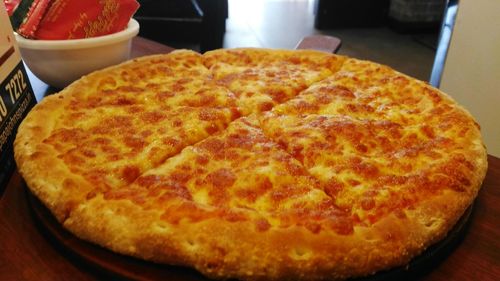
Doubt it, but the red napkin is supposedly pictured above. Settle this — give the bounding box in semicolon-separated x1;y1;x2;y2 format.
10;0;139;40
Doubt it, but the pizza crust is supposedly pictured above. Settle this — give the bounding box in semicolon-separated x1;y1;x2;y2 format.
14;48;488;280
62;182;486;281
15;91;89;221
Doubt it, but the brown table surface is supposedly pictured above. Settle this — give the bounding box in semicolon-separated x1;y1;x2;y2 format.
1;37;499;281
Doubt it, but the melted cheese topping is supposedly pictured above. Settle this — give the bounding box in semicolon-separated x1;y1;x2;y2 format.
106;117;354;234
38;49;484;235
43;50;240;190
271;59;458;126
204;48;345;114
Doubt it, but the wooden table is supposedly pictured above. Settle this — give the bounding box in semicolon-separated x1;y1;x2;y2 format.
1;37;499;281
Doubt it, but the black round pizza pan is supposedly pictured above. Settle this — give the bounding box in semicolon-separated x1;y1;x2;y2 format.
26;186;474;281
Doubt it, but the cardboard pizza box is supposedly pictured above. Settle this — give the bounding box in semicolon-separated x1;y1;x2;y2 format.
0;4;37;195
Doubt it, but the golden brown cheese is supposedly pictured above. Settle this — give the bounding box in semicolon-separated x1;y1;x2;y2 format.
204;49;346;114
272;58;454;127
259;112;479;224
104;117;353;235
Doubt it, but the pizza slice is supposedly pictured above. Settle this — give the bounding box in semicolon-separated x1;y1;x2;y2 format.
14;50;251;220
259;110;485;226
203;48;346;114
17;103;238;216
272;58;458;126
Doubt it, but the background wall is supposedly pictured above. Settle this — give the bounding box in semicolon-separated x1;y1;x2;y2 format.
440;0;500;156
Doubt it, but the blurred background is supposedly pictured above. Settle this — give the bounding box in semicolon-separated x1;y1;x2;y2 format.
135;0;443;81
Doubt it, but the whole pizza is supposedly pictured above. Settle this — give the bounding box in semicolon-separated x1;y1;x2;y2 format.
14;48;487;280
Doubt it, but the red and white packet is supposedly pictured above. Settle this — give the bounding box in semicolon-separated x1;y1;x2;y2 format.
10;0;139;40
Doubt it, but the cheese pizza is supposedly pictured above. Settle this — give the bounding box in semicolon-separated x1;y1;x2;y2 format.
14;49;487;280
